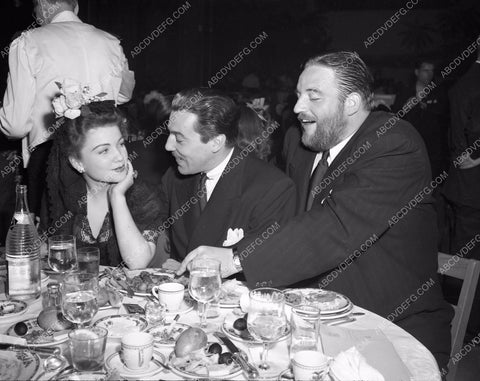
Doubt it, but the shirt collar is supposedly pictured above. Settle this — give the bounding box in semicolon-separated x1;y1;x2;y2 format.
327;133;355;165
206;147;234;181
51;10;81;23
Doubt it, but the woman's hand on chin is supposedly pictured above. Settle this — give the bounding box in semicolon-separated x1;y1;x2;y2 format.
108;160;136;199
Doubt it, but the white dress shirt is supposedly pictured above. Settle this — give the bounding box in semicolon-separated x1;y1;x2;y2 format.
205;148;234;201
0;11;135;166
311;133;355;174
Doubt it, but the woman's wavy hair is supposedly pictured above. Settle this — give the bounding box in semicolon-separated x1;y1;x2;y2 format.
237;105;272;161
57;100;128;159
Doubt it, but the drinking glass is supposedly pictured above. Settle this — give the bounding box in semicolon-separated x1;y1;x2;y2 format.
247;287;287;377
290;304;322;359
76;247;100;275
188;258;221;332
61;273;98;328
69;326;108;371
48;235;77;273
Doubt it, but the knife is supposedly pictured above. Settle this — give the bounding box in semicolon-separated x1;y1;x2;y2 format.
214;332;259;379
0;342;57;354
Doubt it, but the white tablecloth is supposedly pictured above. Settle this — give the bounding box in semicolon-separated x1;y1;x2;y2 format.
0;289;441;380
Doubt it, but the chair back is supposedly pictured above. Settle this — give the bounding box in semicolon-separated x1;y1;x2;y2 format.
438;252;480;381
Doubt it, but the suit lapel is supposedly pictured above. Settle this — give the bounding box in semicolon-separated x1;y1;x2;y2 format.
187;148;244;251
174;173;201;239
288;144;317;213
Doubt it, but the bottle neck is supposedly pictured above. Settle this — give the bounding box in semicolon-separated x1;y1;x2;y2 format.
14;185;31;215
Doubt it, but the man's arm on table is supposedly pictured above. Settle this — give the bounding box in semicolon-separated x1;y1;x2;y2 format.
238;131;430;288
0;35;35;138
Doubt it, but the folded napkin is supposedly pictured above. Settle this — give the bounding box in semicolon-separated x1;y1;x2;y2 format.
330;346;384;381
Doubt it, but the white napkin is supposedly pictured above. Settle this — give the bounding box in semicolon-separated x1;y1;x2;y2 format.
0;333;27;345
222;228;244;247
330;347;384;381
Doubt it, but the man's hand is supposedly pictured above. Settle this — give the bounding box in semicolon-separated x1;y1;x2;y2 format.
176;246;239;278
457;153;480;169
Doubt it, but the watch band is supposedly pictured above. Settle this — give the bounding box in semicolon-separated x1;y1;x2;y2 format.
231;246;242;271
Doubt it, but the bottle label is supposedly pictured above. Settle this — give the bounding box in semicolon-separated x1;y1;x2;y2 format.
13;212;30;224
6;257;40;297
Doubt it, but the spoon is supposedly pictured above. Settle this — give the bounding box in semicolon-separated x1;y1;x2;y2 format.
35;348;68;380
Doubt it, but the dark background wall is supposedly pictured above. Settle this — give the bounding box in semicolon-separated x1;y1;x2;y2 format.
0;0;479;96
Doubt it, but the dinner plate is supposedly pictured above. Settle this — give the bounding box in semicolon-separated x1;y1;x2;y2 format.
6;318;70;347
283;288;352;314
93;314;148;340
0;348;40;380
218;280;249;308
147;322;190;347
0;299;27;320
52;370;109;380
105;350;166;378
168;341;243;379
221;313;291;343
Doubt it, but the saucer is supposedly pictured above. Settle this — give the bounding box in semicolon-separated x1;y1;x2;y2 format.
105;350;166;378
165;300;194;315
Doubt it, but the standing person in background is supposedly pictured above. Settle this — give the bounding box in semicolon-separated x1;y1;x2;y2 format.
0;0;134;217
443;38;480;341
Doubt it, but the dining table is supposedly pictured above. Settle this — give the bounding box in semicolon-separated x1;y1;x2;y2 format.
0;267;442;381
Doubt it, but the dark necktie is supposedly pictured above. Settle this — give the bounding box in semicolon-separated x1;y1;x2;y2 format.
306;150;330;211
197;172;208;212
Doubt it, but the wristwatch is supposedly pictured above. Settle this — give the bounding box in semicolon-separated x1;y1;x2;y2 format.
231;246;243;272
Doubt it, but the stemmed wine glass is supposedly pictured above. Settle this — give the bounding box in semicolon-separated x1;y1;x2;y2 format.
61;272;99;328
188;258;221;333
247;287;287;377
48;235;77;275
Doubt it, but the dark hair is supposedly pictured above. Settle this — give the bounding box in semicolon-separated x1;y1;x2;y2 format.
414;59;435;70
35;0;78;8
304;51;374;110
171;88;239;147
237;105;272;161
57;101;128;159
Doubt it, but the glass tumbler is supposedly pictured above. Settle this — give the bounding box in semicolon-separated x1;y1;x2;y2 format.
290;304;323;359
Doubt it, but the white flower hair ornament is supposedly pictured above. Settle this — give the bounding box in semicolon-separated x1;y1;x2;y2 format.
52;79;107;119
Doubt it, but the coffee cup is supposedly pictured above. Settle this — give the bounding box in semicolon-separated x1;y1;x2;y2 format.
151;282;184;311
292;350;329;381
121;332;153;370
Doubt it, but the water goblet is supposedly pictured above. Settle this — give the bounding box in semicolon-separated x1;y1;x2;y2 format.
188;258;221;332
61;272;98;328
247;287;287;378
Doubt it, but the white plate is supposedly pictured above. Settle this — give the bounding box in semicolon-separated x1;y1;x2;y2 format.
0;299;27;320
0;348;40;380
93;314;148;340
283;288;352;314
147;322;190;347
6;318;71;347
221;313;291;343
168;341;243;379
105;350;166;378
53;370;109;380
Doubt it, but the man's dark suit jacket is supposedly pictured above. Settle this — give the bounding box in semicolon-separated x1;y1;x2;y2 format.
239;111;452;366
159;147;296;260
443;62;480;209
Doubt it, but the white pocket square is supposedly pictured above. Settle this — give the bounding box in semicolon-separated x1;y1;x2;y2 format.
222;228;244;246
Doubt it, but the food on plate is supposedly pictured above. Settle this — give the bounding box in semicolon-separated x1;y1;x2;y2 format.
149;324;188;345
97;287;109;306
13;322;28;336
37;309;74;331
171;342;236;376
208;343;222;355
218;352;233;365
97;285;123;308
284;291;302;305
219;279;249;305
174;327;208;358
109;270;188;294
233;316;247;331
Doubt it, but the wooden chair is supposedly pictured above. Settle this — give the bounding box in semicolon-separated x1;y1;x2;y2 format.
438;252;480;381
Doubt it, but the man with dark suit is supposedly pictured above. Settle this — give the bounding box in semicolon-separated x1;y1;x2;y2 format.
443;40;480;338
158;88;296;274
178;53;452;371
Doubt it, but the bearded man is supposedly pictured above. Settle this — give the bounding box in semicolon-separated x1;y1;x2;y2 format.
178;52;453;372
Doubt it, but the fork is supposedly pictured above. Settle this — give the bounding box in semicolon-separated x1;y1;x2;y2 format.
325;316;356;326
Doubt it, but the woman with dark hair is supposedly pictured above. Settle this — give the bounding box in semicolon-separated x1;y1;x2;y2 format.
43;100;162;268
237;104;273;161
